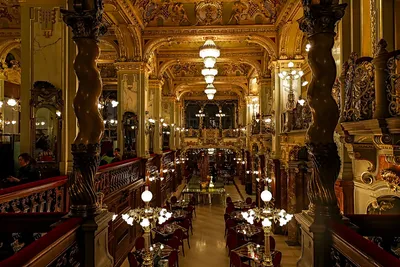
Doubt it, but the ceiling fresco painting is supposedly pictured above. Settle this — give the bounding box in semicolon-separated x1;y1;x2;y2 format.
134;0;287;27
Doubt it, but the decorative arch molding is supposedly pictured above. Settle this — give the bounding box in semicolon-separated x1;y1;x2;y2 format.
115;25;142;61
177;86;244;100
143;37;175;62
157;58;262;78
174;81;247;100
128;25;143;61
279;23;292;58
0;39;21;62
245;35;277;59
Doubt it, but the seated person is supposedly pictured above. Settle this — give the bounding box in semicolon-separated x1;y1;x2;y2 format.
100;150;114;166
6;153;41;185
112;148;122;162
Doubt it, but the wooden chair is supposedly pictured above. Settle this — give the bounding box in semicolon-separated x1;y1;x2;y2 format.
168;250;179;267
273;250;282;267
134;236;145;250
245;197;252;205
230;252;250;267
173;228;186;256
127;252;139;267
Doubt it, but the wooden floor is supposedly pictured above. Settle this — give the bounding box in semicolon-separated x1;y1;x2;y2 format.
121;178;301;267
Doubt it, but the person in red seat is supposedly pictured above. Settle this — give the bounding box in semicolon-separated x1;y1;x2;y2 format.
7;153;40;184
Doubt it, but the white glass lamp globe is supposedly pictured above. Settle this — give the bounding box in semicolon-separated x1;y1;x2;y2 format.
140;218;150;227
262;218;272;227
261;190;272;202
141;189;153;202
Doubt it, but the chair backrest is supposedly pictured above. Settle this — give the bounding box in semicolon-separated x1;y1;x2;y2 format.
128;252;139;267
167;236;180;250
227;233;238;251
224;213;230;221
173;228;184;241
227;228;236;238
226;206;234;214
171;196;178;204
251;202;257;208
273;250;282;267
229;251;242;267
181;218;190;230
245;197;252;204
168;250;179;267
225;218;236;230
190;196;197;205
134;236;145;250
226;196;232;203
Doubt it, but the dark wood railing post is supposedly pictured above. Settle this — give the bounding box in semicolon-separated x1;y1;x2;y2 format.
62;1;113;266
296;1;347;266
372;40;391;119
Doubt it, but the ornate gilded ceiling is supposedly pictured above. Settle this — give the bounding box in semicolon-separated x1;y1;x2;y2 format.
0;0;304;102
134;0;287;27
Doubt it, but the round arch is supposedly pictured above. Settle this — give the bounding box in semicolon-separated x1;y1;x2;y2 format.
0;39;21;62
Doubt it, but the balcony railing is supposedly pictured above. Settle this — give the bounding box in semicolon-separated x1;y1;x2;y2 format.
341;53;375;122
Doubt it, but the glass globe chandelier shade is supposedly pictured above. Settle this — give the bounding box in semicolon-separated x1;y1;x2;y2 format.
204;75;215;84
201;68;218;76
199;39;220;59
7;98;17;107
204;84;217;95
141;187;153;202
206;94;215;100
204;56;217;68
261;189;272;202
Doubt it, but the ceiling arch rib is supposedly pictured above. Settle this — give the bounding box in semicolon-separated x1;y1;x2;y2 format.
158;58;262;78
246;35;277;59
0;39;21;62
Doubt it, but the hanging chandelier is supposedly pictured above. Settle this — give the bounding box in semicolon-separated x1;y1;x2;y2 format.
199;39;220;68
201;68;218;84
204;84;217;100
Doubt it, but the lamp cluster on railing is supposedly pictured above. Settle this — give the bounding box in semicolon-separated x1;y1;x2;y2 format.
234;157;245;165
98;98;118;109
103;119;118;125
241;188;293;266
176;157;188;164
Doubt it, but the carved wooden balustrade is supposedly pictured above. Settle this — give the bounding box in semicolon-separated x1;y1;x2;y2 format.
0;213;82;266
0;158;161;266
330;215;400;266
341;53;375;122
0;176;68;213
282;101;312;133
386;52;400;117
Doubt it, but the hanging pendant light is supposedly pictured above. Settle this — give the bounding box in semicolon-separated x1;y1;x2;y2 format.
204;84;217;100
201;68;218;76
199;40;220;60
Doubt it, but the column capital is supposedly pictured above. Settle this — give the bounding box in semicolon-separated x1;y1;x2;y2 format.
148;78;164;88
114;61;151;73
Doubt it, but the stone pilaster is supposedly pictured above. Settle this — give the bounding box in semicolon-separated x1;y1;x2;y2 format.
259;77;272;116
149;79;163;154
167;97;176;150
270;62;281;158
115;62;138;155
115;62;150;158
175;101;182;149
0;70;5;132
20;0;68;156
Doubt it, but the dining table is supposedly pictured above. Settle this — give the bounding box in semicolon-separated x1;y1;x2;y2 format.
232;242;281;266
233;224;263;240
152;223;187;238
132;242;175;266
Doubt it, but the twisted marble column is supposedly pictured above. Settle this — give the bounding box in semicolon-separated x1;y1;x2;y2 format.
62;1;106;217
298;1;347;219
